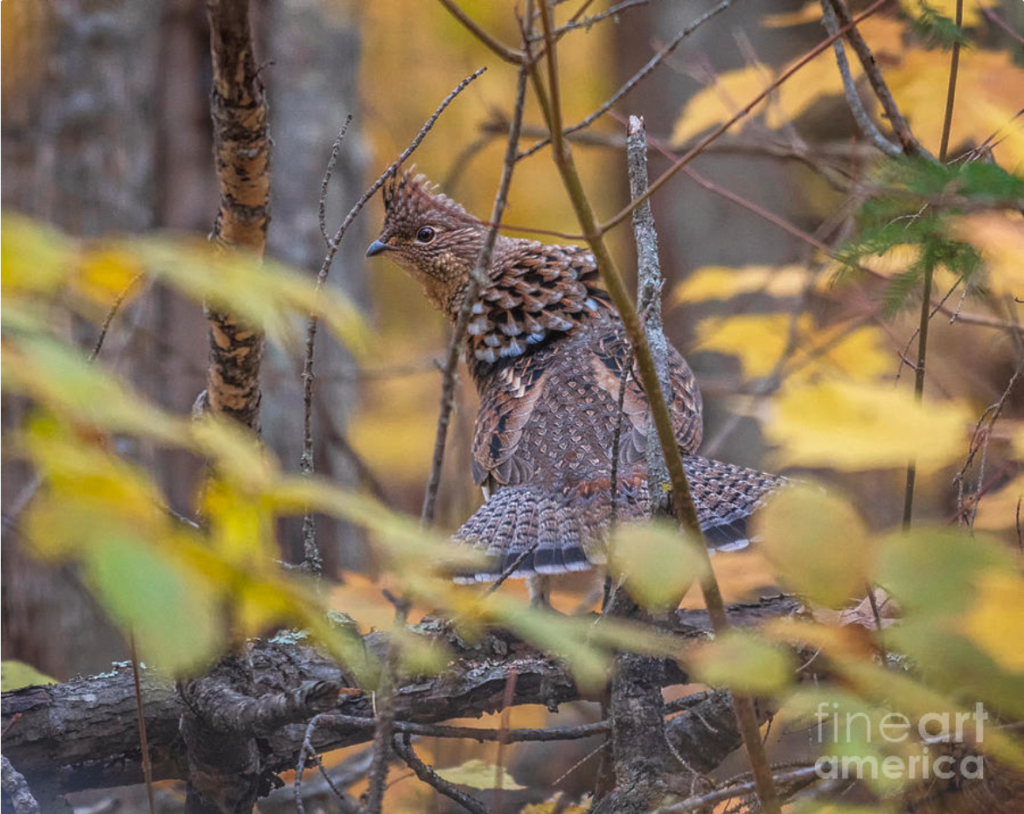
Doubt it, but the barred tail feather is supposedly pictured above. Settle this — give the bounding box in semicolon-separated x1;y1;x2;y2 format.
683;455;786;552
453;486;595;582
452;458;785;583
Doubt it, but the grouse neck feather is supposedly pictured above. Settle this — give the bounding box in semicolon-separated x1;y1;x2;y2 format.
463;237;612;371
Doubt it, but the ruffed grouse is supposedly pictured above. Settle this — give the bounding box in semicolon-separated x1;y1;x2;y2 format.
367;172;784;604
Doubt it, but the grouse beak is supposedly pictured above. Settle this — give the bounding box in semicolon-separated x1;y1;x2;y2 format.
365;239;389;258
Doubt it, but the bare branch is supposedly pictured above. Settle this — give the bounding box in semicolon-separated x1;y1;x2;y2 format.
392;735;490;814
1;597;800;793
824;0;931;158
628;115;671;510
420;58;529;525
319;116;354;248
819;0;901;156
650;765;824;813
325;714;610;742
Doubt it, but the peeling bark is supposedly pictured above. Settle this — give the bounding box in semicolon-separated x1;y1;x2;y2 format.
202;0;269;432
179;2;271;808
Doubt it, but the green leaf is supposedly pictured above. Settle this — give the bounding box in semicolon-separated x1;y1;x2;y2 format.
690;630;795;694
83;536;221;675
756;484;874;608
876;528;1015;617
910;1;973;49
607;521;707;612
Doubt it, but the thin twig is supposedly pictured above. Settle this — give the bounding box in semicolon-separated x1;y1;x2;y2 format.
128;635;155;814
953;356;1023;527
392;735;489;814
90;273;146;361
315;396;389;502
894;276;963;383
319;116;354;247
294;715;371;814
324;713;610;742
486;540;541;594
902;0;962;530
652;764;824;813
493;669;517;814
981;4;1024;45
518;0;734;160
299;67;486;571
824;0;930;158
420;59;529;526
938;0;964;161
545;0;650;39
819;0;901;156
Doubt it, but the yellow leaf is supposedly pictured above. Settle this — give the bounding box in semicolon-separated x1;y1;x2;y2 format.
672;63;775;144
672;17;902;143
856;15;909;58
960;569;1024;673
190;415;277;492
2;337;187;445
762;2;821;27
790;324;893;384
520;798;589;814
968;99;1024;171
949;211;1024;299
673;264;810;304
83;535;222;674
883;47;1024;155
973;474;1024;531
765;52;846;131
765;381;971;472
73;246;144;314
695;315;890;384
202;479;278;565
756;484;875;608
695;313;802;379
0;215;74;298
434;759;525;790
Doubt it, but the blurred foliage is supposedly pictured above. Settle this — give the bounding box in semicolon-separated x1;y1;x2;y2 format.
3;0;1024;810
1;216;684;688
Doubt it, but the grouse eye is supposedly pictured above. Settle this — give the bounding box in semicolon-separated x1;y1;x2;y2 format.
415;226;436;244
